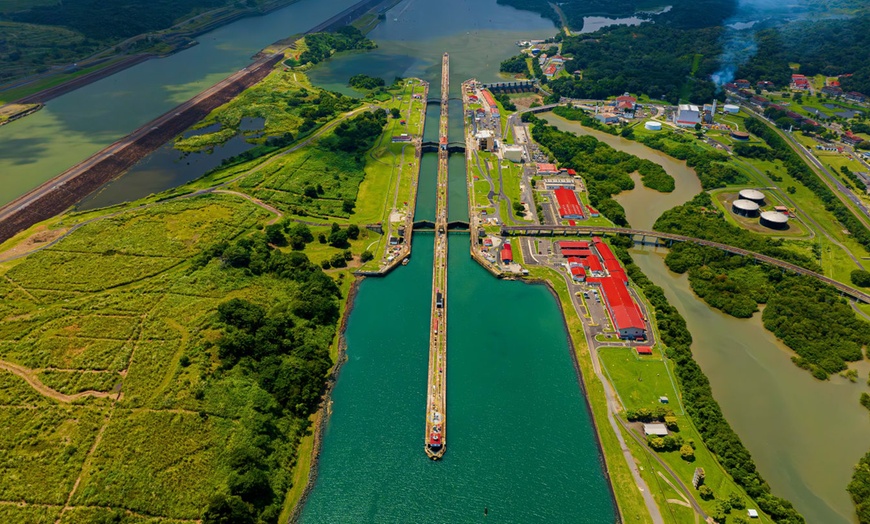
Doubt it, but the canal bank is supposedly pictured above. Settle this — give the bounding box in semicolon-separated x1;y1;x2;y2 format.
0;0;365;207
539;112;702;231
632;247;870;524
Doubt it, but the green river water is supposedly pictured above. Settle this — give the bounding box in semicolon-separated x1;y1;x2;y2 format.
301;2;617;519
3;0;864;518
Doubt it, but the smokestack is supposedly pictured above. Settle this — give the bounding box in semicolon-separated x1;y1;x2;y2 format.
712;99;717;115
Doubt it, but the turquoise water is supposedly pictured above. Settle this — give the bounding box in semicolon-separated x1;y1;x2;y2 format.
304;5;615;512
302;232;616;522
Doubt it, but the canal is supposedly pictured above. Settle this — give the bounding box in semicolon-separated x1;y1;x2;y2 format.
555;103;870;524
632;248;870;524
0;0;364;207
301;0;615;519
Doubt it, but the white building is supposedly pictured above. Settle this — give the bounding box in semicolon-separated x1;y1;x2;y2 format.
674;104;701;127
502;145;524;163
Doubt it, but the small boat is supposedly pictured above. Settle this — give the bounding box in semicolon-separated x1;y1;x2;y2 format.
402;257;409;265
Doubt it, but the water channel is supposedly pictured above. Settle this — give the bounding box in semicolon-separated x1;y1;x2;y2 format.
0;0;364;206
632;249;870;524
547;109;870;522
301;0;616;519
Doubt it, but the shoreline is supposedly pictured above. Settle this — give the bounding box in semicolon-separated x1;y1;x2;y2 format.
286;276;360;523
0;0;303;107
535;276;623;521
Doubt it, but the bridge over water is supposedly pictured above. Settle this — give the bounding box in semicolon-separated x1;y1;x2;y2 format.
501;225;870;303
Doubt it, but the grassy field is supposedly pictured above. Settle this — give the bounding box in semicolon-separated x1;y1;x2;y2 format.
0;59;437;519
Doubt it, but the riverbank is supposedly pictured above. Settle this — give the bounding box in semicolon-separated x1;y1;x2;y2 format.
0;0;302;106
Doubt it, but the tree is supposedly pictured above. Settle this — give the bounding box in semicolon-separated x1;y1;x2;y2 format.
202;494;255;524
329;253;347;268
390;107;401;119
265;224;286;246
343;249;353;261
680;443;695;461
318;233;327;244
360;250;374;262
329;229;349;248
342;199;355;213
321;259;331;269
347;224;360;240
852;269;870;288
699;485;714;500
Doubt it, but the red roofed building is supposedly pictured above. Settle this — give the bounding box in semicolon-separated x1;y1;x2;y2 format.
537;163;559;174
636;346;653;355
599;276;646;340
559;240;589;249
844;132;864;146
736;79;751;89
583;256;603;274
792;74;809;89
501;243;513;264
566;257;583;267
587;207;600;218
595;241;617;262
570;266;587;282
544;64;558;78
615;94;637;111
562;248;593;258
554;188;584;219
845;92;868;103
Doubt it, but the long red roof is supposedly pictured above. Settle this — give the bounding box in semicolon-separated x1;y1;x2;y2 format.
562;248;593;257
554;188;584;218
600;276;645;331
596;242;617;262
501;243;513;262
559;241;589;249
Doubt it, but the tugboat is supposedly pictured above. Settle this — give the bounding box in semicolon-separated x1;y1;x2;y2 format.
428;424;443;452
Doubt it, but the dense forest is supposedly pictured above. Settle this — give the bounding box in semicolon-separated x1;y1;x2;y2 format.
850;451;870;524
8;0;232;40
736;15;870;95
495;0;737;30
656;193;870;379
548;24;723;104
609;239;804;523
527;114;674;225
190;226;342;523
297;27;376;66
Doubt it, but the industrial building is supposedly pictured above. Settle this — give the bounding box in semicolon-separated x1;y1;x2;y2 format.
760;211;789;229
738;189;766;205
542;177;576;190
476;129;494;151
674;104;701;127
481;89;500;117
732;199;760;217
558;239;647;340
502;144;524;162
537;163;559;175
501;242;513;263
553;188;584;219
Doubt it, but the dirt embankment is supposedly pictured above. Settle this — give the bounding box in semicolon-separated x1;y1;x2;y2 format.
0;53;282;244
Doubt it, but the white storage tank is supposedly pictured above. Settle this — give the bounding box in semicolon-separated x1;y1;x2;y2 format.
738;189;766;204
723;104;740;114
760;211;789;229
644;120;662;131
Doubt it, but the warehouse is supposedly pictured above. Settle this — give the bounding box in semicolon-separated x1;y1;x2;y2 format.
559;241;590;249
732;199;760;217
542;177;576;190
599;276;647;340
570;266;587;282
501;243;513;263
674;104;701;127
553;188;584;219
